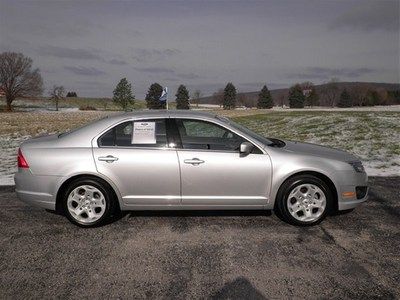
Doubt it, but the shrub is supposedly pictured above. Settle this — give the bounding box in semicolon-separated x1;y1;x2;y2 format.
79;105;97;111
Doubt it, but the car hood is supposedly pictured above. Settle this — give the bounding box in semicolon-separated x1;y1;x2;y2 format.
281;140;359;162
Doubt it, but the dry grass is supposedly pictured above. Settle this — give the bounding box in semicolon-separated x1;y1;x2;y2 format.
0;97;147;111
0;111;114;136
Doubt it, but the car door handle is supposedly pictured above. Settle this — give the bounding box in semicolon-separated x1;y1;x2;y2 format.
98;155;119;163
184;158;205;165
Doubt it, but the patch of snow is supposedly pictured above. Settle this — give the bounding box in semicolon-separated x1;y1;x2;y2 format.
0;176;14;186
271;105;400;112
364;163;400;177
0;135;30;186
18;107;80;112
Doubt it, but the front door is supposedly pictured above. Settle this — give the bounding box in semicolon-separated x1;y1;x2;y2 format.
93;118;181;206
173;118;271;206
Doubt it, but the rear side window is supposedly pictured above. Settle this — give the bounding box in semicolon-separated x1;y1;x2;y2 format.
98;119;168;148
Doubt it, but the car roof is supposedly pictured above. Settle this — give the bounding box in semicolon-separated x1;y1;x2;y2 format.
108;110;218;122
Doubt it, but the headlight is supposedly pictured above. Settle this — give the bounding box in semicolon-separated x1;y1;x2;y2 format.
348;161;365;173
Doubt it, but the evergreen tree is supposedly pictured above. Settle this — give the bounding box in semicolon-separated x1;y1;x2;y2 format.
257;85;273;109
305;87;319;106
175;85;190;109
145;83;164;109
112;78;134;110
288;84;305;108
337;89;352;107
223;82;236;110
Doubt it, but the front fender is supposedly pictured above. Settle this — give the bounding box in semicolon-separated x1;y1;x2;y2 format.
266;151;344;209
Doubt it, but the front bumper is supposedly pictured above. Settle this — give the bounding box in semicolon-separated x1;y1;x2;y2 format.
334;170;369;210
14;170;62;210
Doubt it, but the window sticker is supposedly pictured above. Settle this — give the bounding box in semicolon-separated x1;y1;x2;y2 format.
132;122;156;144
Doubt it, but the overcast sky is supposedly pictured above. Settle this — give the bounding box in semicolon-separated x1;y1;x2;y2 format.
0;0;399;98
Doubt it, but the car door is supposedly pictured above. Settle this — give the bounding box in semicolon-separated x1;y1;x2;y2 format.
93;118;181;206
173;118;272;206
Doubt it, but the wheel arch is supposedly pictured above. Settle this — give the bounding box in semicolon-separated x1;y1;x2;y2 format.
273;170;339;211
56;173;122;214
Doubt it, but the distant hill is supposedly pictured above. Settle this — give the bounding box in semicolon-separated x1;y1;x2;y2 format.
197;82;400;107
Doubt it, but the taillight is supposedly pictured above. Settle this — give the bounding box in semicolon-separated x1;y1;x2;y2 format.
17;148;29;169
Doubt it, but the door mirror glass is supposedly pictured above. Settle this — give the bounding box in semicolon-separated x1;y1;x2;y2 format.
240;142;254;156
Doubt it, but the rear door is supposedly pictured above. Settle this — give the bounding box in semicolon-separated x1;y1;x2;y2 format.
172;118;272;206
93;118;181;206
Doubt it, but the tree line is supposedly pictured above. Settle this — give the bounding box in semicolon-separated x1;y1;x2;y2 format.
212;81;320;109
1;52;399;111
112;79;192;110
212;79;400;109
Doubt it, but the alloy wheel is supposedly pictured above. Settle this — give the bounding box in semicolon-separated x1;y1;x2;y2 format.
286;183;326;222
67;185;106;224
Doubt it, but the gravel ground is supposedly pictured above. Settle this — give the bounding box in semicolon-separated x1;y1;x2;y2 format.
0;177;399;299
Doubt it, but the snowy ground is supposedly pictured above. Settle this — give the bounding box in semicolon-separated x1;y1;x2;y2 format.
0;108;399;185
235;110;400;176
0;111;111;185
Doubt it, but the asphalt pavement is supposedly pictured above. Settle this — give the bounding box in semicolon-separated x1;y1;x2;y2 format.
0;177;399;299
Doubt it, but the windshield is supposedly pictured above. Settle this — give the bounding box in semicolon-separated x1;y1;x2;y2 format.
216;116;274;146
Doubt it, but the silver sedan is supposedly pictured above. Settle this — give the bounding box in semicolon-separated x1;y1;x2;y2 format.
14;111;368;227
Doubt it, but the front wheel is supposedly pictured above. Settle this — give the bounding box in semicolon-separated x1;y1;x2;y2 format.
62;178;115;227
275;175;333;226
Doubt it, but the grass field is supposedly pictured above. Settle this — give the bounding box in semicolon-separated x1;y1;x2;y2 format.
0;97;148;111
0;109;399;184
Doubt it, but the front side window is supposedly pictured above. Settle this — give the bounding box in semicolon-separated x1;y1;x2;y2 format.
98;119;168;148
175;119;246;151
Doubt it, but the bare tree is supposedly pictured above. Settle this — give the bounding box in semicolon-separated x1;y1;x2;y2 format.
49;85;65;111
237;94;253;108
277;94;283;107
320;78;340;107
348;84;369;106
300;81;314;93
192;89;202;108
0;52;43;111
376;88;388;105
237;93;244;107
212;89;224;107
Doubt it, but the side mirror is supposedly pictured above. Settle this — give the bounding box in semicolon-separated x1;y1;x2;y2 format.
239;142;254;156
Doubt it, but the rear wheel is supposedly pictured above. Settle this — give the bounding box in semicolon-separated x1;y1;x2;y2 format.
62;178;115;227
275;175;333;226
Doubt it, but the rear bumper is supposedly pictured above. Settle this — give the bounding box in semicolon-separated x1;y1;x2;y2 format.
15;189;55;210
14;170;62;210
334;171;369;210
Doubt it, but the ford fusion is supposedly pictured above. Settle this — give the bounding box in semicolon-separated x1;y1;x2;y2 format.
15;111;368;227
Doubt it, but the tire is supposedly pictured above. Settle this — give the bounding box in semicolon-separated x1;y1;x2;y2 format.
275;175;333;226
62;177;116;227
